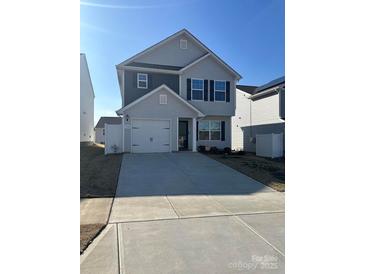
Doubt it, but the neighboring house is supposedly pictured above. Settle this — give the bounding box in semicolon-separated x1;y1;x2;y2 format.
232;76;285;152
95;117;122;144
80;53;95;144
231;85;257;150
115;29;241;153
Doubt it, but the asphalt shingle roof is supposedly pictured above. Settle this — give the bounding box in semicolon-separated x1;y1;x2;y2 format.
95;117;122;128
236;85;258;94
254;76;285;94
126;62;183;71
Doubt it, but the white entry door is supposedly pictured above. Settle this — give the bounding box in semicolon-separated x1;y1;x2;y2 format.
131;119;171;153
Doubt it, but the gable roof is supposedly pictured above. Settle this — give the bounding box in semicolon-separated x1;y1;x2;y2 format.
116;84;205;117
236;85;258;95
117;29;242;79
95;117;122;128
253;76;285;95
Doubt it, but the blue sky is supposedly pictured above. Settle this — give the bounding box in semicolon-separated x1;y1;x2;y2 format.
80;0;285;124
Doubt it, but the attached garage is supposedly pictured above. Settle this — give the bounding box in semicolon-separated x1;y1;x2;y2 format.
114;85;204;154
131;119;171;153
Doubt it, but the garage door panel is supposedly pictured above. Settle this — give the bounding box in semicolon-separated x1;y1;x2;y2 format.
132;119;171;153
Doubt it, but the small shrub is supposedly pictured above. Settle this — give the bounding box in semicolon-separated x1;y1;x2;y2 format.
198;145;206;152
210;147;218;154
224;147;232;154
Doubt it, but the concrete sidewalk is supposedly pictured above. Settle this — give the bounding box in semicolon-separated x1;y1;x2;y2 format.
81;152;285;274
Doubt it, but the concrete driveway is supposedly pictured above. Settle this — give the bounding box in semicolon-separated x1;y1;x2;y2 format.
81;152;285;274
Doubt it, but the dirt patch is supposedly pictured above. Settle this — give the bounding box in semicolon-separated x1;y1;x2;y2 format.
205;152;285;192
80;144;123;198
80;223;106;254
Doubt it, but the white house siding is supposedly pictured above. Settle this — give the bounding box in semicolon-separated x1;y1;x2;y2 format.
231;90;251;150
122;86;199;152
133;33;207;67
251;93;282;125
95;128;105;144
241;92;285;153
80;54;94;143
180;55;236;116
197;116;231;149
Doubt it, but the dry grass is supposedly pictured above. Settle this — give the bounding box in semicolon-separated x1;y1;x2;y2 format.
80;145;123;198
80;144;123;253
206;152;285;192
80;223;106;254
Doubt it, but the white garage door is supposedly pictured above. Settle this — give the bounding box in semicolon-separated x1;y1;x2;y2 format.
131;119;170;153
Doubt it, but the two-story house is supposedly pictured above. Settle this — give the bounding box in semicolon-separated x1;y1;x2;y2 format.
115;29;241;153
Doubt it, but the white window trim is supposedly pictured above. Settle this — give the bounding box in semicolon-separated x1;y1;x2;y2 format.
198;120;221;141
191;78;204;101
214;80;226;102
137;73;148;89
180;39;187;49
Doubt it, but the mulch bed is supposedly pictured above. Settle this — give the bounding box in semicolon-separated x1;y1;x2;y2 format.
205;152;285;192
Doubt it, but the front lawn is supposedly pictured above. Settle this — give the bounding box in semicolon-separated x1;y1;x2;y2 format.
80;144;123;253
205;152;285;192
80;144;123;198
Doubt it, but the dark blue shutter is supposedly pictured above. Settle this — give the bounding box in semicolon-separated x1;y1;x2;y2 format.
226;81;230;102
204;80;208;101
209;80;214;101
196;121;199;140
148;74;152;89
187;78;191;100
221;121;225;141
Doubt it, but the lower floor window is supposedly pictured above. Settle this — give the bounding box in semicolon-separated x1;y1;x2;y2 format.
198;120;221;140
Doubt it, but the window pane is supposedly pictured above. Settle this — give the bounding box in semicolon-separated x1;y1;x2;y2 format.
199;121;209;131
138;74;147;80
192;90;203;100
215;81;225;91
210;131;220;140
199;131;209;140
215;91;225;101
210;121;220;130
192;79;203;90
138;81;147;88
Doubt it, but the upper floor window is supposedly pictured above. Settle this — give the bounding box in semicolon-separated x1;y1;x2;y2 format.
191;79;203;100
214;80;226;101
180;39;187;49
137;73;148;89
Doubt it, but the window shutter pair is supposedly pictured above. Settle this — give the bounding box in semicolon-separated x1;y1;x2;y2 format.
187;79;230;103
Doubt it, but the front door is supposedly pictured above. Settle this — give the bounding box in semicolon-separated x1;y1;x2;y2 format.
178;121;188;150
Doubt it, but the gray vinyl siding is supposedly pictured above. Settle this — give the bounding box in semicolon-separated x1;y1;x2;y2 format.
134;33;207;67
124;70;179;106
180;56;236;116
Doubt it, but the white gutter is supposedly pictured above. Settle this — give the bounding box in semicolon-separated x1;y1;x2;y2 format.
249;84;285;99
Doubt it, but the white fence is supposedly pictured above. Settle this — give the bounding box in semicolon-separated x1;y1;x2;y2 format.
256;133;284;158
104;124;123;155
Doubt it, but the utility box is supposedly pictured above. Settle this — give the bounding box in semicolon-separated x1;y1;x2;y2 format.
256;133;284;158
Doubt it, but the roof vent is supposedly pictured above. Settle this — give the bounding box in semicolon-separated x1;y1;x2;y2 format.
180;39;187;49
